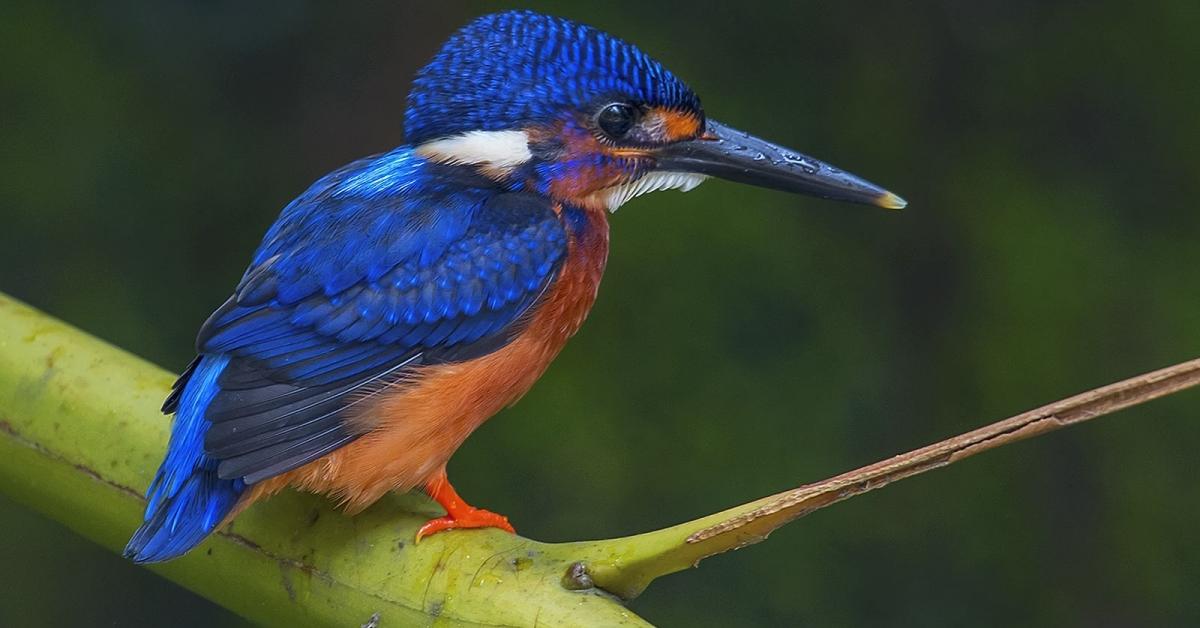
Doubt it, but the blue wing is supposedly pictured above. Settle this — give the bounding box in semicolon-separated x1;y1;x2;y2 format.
128;149;567;564
194;151;567;484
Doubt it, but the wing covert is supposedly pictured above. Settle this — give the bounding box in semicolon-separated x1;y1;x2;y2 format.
188;155;567;484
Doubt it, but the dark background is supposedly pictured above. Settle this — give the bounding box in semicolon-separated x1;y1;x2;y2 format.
3;1;1198;626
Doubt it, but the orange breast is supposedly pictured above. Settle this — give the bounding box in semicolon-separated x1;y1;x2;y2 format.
240;206;610;513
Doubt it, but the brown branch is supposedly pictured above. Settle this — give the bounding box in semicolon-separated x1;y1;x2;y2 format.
692;357;1200;541
584;358;1200;599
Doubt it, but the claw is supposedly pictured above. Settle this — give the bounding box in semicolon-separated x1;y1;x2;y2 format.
415;470;516;543
415;507;515;542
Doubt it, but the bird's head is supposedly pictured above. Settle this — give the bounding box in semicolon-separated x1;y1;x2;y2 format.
407;11;905;212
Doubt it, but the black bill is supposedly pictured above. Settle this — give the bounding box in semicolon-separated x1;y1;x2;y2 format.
656;120;906;209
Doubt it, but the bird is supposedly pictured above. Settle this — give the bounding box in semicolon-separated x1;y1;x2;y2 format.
124;9;905;563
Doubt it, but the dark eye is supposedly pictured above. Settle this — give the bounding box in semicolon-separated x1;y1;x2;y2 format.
597;103;638;139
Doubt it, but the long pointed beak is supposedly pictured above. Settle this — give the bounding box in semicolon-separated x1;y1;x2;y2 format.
656;120;907;209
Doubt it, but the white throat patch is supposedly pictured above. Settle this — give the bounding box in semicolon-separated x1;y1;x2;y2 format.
414;130;532;176
596;171;708;212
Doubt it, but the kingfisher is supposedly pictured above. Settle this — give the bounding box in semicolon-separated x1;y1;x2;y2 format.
125;10;905;563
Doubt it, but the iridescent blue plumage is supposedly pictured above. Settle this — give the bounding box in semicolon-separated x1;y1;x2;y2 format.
126;145;568;562
405;10;699;144
127;354;241;562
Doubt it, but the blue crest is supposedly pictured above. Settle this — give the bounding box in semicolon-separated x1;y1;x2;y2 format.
404;10;702;144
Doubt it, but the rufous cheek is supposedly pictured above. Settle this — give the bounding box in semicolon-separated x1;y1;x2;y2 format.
537;124;636;199
547;161;629;199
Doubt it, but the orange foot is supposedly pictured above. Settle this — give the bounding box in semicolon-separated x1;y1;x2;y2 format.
415;470;516;543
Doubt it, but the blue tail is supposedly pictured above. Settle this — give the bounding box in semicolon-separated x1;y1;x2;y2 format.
125;355;244;563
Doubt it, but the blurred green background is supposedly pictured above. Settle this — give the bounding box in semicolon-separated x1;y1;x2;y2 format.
3;1;1198;626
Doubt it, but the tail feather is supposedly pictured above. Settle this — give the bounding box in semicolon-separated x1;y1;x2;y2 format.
125;354;243;563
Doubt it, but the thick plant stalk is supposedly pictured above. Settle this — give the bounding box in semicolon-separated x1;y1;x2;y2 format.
0;294;650;627
0;292;1195;626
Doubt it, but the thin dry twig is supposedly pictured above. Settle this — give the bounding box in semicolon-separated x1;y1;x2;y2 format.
588;358;1200;599
692;357;1200;542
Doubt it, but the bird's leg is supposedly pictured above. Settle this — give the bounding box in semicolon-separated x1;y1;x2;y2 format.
415;469;515;542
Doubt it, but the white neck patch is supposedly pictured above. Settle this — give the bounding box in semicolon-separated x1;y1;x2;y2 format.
414;130;532;176
595;171;708;212
415;132;707;212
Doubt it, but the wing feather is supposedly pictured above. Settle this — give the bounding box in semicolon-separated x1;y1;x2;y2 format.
173;153;567;484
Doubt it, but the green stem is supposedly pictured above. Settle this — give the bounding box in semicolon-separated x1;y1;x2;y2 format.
2;290;1196;625
0;293;648;627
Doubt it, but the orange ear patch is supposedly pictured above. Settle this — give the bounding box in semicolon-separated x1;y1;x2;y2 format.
651;108;703;141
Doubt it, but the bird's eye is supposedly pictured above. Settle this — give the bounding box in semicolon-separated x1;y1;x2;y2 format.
597;103;638;139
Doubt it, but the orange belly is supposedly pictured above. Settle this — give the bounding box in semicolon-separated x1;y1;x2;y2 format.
239;206;610;513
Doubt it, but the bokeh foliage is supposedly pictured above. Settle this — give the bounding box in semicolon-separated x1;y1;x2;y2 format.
2;1;1197;626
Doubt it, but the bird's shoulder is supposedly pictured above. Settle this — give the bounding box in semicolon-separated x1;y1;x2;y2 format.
238;148;559;303
201;147;569;355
